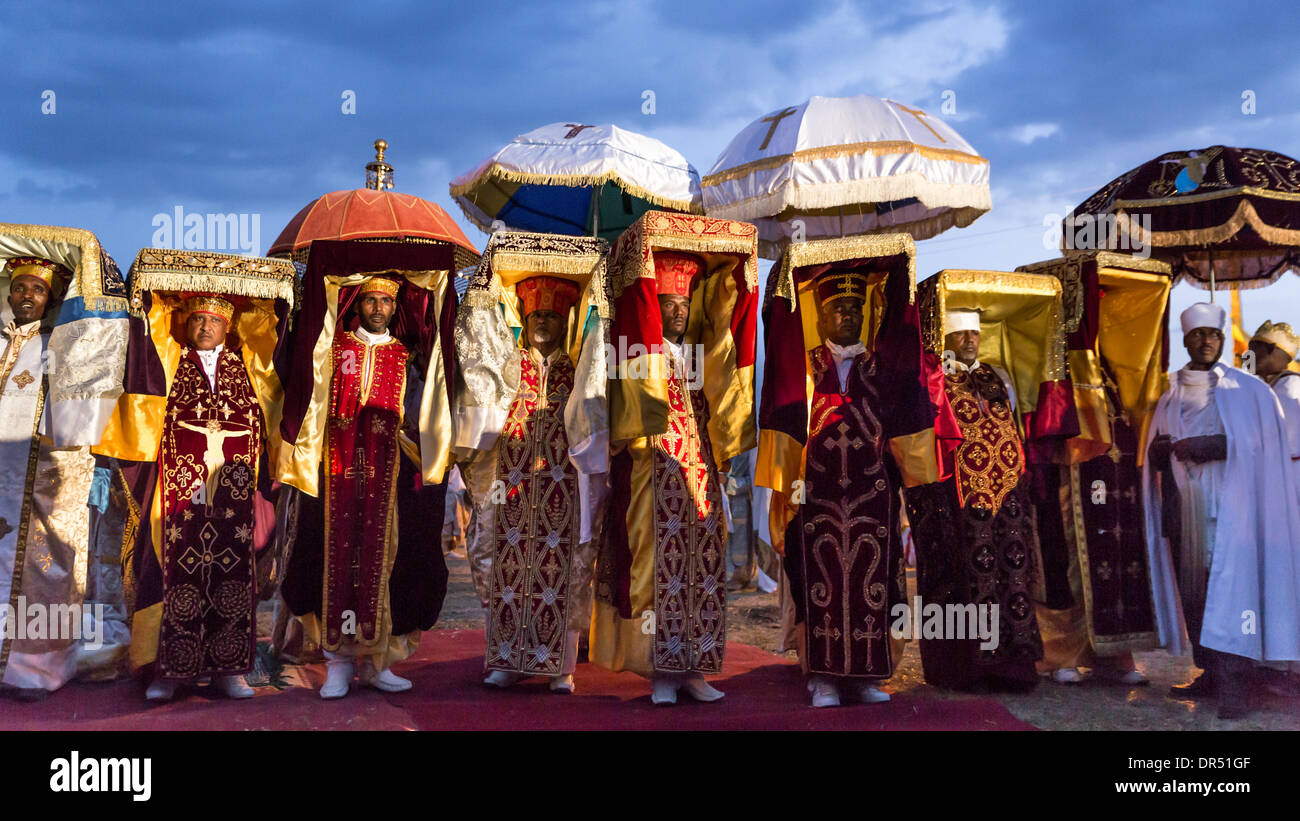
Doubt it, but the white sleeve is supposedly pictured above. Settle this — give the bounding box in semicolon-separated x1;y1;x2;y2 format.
1275;377;1300;459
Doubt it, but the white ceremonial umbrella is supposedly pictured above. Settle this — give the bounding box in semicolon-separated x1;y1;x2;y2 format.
450;122;701;241
703;94;991;258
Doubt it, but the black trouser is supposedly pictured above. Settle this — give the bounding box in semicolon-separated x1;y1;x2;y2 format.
1183;571;1251;698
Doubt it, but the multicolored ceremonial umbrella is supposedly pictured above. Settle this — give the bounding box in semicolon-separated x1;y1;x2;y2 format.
269;140;481;271
1063;146;1300;293
702;94;992;259
450;123;702;242
0;223;129;445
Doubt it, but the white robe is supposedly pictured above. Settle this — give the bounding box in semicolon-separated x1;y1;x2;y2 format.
1142;363;1300;661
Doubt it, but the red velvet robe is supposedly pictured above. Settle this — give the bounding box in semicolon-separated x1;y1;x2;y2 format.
322;331;408;650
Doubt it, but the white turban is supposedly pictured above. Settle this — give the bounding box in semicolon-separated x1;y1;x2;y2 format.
1180;302;1229;338
945;309;982;334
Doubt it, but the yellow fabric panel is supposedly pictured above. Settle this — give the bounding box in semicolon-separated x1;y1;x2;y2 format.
93;393;168;462
1064;349;1113;464
1095;268;1170;463
936;270;1064;416
588;436;657;677
888;427;939;488
756;428;805;557
128;601;162;672
235;302;285;472
755;427;804;496
610;352;670;443
695;253;756;465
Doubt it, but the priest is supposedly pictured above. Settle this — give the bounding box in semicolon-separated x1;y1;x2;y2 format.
452;231;610;695
0;257;97;697
316;276;415;698
904;307;1046;692
593;212;758;706
757;235;938;708
135;294;266;700
1145;303;1300;719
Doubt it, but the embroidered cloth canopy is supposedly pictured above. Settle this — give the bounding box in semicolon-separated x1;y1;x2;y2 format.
703;94;991;259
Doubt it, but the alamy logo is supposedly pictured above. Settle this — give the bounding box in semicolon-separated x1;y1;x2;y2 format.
151;206;261;255
49;751;151;802
1;597;105;649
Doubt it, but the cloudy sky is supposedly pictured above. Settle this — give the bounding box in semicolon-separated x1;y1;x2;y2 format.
4;0;1298;365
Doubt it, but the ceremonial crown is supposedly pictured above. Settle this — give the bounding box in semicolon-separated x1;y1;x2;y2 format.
814;268;869;305
4;255;71;298
1252;319;1300;359
517;275;580;317
654;251;705;297
359;277;402;299
185;293;235;324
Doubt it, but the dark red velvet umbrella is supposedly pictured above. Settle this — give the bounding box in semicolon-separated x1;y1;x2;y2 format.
1063;146;1300;292
268;140;480;270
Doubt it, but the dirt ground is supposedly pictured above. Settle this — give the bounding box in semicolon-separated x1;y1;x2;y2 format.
430;551;1300;731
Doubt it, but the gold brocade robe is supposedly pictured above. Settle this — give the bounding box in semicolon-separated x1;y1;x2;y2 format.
593;346;727;677
0;321;95;692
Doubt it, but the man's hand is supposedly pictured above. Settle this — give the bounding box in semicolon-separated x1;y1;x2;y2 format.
1148;434;1173;470
1171;434;1227;464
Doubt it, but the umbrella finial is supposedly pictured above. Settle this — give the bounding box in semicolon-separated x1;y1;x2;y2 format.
366;139;394;190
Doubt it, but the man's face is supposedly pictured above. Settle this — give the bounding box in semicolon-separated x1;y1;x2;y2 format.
186;311;229;351
525;309;567;356
1248;339;1291;377
659;294;691;343
945;329;981;366
7;275;51;324
357;293;396;334
817;296;864;347
1185;327;1224;367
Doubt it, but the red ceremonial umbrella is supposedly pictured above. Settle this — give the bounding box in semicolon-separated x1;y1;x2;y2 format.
269;139;480;270
1063;145;1300;295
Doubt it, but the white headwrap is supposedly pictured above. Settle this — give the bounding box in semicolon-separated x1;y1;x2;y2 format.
945;308;982;334
1180;302;1229;338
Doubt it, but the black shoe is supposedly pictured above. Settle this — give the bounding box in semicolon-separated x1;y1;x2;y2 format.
1168;674;1216;699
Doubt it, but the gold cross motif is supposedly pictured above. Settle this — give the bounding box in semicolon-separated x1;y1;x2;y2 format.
759;107;797;150
12;370;34;389
345;449;375;481
892;102;947;143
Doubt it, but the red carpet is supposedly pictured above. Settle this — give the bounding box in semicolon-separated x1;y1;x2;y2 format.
2;630;1036;730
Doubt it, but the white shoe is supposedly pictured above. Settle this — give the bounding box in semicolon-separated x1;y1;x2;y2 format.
681;673;725;702
320;660;354;699
650;676;679;705
855;682;891;704
809;676;841;708
146;678;177;702
217;675;254;699
361;666;412;693
483;670;525;688
549;674;575;694
1118;669;1149;686
1051;667;1083;684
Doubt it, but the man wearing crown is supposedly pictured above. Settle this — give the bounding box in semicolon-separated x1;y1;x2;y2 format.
120;293;267;701
592;250;731;706
905;308;1045;692
782;269;914;707
314;276;417;699
0;256;99;697
475;275;588;693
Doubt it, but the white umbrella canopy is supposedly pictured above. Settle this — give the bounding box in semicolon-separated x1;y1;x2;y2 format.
450;122;702;241
703;94;992;258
